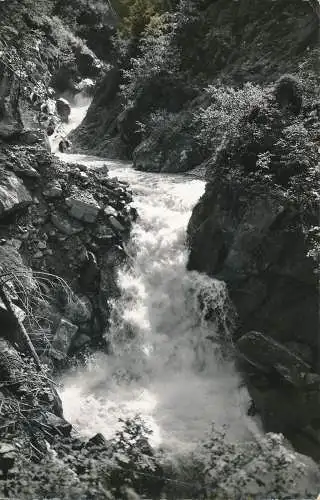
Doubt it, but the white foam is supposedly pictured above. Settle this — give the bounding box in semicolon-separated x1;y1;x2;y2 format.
60;159;261;451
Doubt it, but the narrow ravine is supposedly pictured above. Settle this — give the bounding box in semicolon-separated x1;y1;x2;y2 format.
58;153;260;452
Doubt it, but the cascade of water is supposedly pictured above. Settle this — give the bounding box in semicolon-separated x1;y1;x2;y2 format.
49;94;91;153
60;159;260;451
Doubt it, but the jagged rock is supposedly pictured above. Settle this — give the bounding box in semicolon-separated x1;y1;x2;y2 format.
86;433;107;447
56;98;71;123
95;224;115;243
0;171;32;217
109;215;125;233
51;212;84;236
104;205;117;217
237;332;320;436
43;412;72;437
65;295;92;324
79;251;100;291
0;443;15;473
51;318;78;360
237;331;311;386
65;192;101;223
58;138;71;153
7;238;22;250
72;333;91;350
75;78;95;96
43;182;63;199
33;251;43;259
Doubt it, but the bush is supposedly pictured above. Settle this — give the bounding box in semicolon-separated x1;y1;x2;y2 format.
1;415;164;500
196;83;265;153
274;74;303;115
192;427;320;498
121;13;180;106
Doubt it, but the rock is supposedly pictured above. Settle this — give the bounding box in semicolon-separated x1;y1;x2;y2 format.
237;332;320;436
43;412;72;437
95;224;115;243
72;333;91;350
0;298;26;325
65;295;92;324
43;182;63;199
0;443;15;473
109;215;125;233
18;130;51;151
33;251;43;259
86;433;107;447
58;138;71;153
285;341;313;365
75;78;95;96
51;318;78;360
0;171;32;218
51;212;84;236
104;205;117;217
96;163;109;175
187;185;318;348
38;241;47;250
237;331;311;387
56;97;71;123
79;251;100;291
66;191;101;223
8;238;22;250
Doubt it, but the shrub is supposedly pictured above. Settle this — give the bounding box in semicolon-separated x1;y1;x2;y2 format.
121;13;180;106
192;427;320;498
196;83;265;153
274;74;303;115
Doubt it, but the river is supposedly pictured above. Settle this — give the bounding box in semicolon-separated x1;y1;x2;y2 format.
57;153;259;452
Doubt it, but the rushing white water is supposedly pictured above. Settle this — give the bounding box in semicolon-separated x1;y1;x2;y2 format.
49;95;91;153
59;155;260;451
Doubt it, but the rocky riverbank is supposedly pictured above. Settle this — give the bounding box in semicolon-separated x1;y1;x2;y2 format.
70;0;320;460
187;77;320;458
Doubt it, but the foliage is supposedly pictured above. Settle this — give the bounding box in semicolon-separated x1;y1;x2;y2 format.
192;426;320;498
121;13;180;106
115;0;175;38
107;416;164;497
197;83;266;152
274;74;303;114
1;415;164;500
206;78;320;198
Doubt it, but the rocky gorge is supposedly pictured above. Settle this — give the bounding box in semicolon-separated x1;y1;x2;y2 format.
0;0;319;498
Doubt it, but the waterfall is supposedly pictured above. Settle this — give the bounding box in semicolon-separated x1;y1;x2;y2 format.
60;157;260;451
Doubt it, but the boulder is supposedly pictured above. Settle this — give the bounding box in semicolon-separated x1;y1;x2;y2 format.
0;297;26;324
71;333;91;350
58;138;71;153
86;433;107;447
237;331;311;387
109;215;125;233
0;443;15;473
56;98;71;123
43;412;72;437
0;171;32;217
51;318;78;360
43;181;63;199
64;294;92;324
237;331;320;437
65;191;101;223
51;212;84;236
75;78;95;96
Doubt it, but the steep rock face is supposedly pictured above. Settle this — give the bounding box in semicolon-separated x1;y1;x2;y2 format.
188;185;318;350
0;131;135;364
187;89;320;454
71;0;319;171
